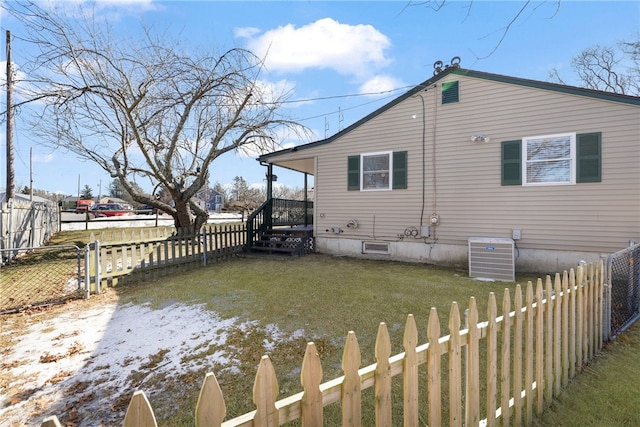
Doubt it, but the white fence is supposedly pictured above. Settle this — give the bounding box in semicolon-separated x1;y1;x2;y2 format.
0;198;60;260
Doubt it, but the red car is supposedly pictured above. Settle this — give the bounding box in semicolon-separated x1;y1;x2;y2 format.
90;203;130;217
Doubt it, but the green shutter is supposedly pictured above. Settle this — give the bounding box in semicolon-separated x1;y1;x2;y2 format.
441;81;459;104
501;140;522;186
576;132;601;183
348;155;360;191
392;151;408;189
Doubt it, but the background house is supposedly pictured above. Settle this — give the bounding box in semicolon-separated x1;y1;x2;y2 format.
259;68;640;275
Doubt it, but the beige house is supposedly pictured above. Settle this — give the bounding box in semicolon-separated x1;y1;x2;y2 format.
259;68;640;275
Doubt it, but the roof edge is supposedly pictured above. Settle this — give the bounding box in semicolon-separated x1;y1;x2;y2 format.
259;68;640;162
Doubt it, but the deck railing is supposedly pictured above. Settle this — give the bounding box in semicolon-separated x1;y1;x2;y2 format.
42;262;605;426
246;198;313;250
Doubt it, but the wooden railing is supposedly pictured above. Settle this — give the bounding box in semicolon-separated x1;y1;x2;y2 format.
89;224;246;288
246;198;313;250
44;262;604;426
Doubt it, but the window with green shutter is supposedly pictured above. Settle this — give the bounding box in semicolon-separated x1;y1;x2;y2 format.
576;132;601;182
501;140;522;185
392;151;408;189
347;155;360;190
347;151;408;191
502;132;601;186
441;81;459;104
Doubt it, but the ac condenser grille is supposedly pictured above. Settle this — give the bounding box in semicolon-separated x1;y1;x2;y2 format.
468;238;515;282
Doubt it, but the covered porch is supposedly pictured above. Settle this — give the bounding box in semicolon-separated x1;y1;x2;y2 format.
245;156;316;255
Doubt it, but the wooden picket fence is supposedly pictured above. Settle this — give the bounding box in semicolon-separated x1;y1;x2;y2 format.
89;224;246;289
43;262;604;427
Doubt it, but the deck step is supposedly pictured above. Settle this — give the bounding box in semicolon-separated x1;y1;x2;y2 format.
251;227;314;256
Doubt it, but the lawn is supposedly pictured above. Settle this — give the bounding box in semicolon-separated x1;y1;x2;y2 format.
90;253;537;425
3;227;637;426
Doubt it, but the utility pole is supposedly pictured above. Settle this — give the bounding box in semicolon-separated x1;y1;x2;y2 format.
6;30;15;199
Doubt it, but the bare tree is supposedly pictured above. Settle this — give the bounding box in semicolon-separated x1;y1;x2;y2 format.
3;1;303;231
402;0;561;60
550;38;640;96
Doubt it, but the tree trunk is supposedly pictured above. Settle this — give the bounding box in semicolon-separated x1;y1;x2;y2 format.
171;198;209;234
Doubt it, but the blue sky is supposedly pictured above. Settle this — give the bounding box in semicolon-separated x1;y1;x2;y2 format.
1;0;638;197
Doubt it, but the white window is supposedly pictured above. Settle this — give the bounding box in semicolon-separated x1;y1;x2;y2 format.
523;133;576;185
362;151;392;190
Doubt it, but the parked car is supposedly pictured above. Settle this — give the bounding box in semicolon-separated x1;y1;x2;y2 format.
75;199;95;214
136;205;159;215
90;203;129;217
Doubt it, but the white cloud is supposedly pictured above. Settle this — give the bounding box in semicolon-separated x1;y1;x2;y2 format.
358;75;405;96
235;26;261;39
241;18;392;78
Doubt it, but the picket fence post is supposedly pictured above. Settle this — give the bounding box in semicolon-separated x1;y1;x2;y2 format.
195;372;226;426
449;302;463;426
253;355;279;427
122;390;158;427
427;307;441;427
301;342;323;426
342;331;361;427
402;314;418;426
374;323;391;427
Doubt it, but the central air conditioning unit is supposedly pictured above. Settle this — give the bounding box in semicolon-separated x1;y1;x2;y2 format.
468;237;515;282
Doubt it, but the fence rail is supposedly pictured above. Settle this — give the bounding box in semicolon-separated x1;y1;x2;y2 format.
43;262;604;426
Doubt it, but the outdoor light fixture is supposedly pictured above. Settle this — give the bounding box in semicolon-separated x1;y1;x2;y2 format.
471;135;490;143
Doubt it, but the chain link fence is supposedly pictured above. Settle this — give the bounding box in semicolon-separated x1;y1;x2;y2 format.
0;245;85;314
605;242;640;339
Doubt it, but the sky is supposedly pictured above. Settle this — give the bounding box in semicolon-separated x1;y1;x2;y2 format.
0;0;638;197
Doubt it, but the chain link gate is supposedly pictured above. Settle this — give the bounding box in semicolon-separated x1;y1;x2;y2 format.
0;245;86;314
604;242;640;339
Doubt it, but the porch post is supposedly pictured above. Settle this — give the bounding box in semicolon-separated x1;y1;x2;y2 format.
266;163;273;201
265;163;273;230
304;173;309;227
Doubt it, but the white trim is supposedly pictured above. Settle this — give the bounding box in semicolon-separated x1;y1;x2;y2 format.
360;151;393;191
522;132;576;186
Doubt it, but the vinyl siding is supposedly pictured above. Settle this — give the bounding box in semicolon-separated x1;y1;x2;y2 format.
269;74;640;255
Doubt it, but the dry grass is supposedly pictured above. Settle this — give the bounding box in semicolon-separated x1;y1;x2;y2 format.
5;227;636;425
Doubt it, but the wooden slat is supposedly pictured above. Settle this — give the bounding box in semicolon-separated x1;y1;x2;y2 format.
465;297;479;426
553;273;562;397
562;271;570;387
569;270;577;379
195;372;226;427
427;307;442;427
535;279;545;415
253;355;279;427
123;390;158;427
374;323;392;427
301;342;323;426
500;290;511;427
342;331;362;427
403;314;418;427
449;302;463;427
486;293;498;427
544;276;553;404
525;282;534;425
576;266;584;373
513;285;523;425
